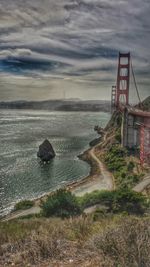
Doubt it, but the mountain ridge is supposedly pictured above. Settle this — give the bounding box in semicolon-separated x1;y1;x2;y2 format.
0;99;111;112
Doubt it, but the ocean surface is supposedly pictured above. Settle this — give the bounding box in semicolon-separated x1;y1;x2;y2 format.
0;109;110;216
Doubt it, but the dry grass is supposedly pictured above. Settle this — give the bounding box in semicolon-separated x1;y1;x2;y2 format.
87;216;150;267
0;215;150;267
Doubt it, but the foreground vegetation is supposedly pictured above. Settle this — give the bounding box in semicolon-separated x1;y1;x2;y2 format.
41;188;148;218
1;188;148;266
78;188;148;215
13;187;148;219
0;214;149;267
41;189;82;218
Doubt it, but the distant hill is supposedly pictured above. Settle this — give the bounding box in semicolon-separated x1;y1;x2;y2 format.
0;99;111;112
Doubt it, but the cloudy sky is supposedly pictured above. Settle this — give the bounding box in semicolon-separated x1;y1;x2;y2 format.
0;0;150;102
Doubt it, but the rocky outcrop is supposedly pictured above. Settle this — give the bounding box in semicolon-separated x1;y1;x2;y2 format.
37;139;55;162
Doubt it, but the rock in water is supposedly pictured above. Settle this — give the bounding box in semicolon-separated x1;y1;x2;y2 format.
37;139;55;162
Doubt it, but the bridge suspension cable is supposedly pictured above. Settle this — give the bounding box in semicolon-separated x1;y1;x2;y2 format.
130;59;141;105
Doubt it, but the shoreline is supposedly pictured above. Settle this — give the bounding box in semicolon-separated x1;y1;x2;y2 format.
32;141;114;200
23;146;106;202
1;137;114;221
2;129;149;221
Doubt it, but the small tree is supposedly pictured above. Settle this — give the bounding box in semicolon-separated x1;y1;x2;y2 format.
112;188;147;215
41;189;82;218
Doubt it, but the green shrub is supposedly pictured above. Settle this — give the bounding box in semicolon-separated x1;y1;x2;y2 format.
127;161;135;171
93;208;107;221
41;189;82;218
104;145;142;188
14;200;34;211
115;129;121;143
115;172;141;188
127;174;140;183
116;114;122;127
78;188;147;215
78;190;114;209
111;188;147;214
104;145;127;172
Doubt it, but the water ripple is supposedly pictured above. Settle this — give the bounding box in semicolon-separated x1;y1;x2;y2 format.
0;110;110;216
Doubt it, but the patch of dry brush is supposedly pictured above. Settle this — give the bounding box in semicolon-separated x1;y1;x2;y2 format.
0;215;149;267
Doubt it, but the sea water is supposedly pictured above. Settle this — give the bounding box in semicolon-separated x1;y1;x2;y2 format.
0;109;110;216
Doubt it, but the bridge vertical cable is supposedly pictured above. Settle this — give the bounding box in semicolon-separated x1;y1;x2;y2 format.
130;59;141;105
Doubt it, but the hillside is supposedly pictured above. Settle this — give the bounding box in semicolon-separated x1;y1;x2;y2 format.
137;96;150;111
0;99;111;112
92;96;150;190
0;214;149;267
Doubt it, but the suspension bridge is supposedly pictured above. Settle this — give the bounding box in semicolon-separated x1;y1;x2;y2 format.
111;52;150;165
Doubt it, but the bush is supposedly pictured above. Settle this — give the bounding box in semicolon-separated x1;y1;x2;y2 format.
93;208;107;221
78;190;114;209
111;188;147;214
104;145;142;188
127;161;135;171
41;189;82;218
115;129;121;143
14;200;34;211
88;216;150;267
104;145;127;172
78;188;147;215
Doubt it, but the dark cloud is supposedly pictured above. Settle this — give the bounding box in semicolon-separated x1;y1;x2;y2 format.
0;0;149;101
0;58;70;76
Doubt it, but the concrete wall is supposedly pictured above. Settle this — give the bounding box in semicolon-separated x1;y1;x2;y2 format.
122;110;144;148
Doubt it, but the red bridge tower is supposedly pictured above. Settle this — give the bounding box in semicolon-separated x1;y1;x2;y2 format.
112;52;130;109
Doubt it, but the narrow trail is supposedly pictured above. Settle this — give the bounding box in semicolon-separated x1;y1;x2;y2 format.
90;147;114;189
73;146;114;196
1;206;41;222
133;173;150;193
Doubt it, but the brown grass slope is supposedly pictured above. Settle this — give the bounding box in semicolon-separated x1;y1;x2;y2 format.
0;215;150;267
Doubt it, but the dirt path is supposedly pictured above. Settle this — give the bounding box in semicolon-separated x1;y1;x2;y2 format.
72;147;114;196
90;147;114;189
1;206;41;222
133;173;150;193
